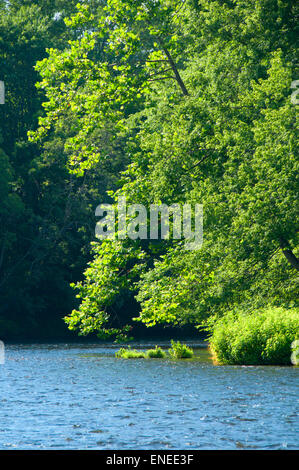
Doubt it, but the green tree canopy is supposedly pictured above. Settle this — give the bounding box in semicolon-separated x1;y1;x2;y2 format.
27;0;299;338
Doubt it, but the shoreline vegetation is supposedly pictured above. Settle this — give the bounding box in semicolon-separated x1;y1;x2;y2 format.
205;307;299;366
0;2;298;367
116;341;194;360
115;308;299;366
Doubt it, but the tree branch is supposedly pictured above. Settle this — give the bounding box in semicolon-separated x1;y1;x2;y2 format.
148;76;175;82
155;37;189;96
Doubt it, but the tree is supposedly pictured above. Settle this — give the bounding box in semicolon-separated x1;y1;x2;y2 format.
32;0;299;338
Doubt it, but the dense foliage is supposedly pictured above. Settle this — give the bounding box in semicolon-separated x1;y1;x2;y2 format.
1;1;298;347
0;0;124;338
207;307;299;365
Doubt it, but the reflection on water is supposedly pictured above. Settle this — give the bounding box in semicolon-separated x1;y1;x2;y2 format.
0;342;298;449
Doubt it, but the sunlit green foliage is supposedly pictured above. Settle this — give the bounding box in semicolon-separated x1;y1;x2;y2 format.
26;0;299;340
115;347;146;359
168;340;194;359
30;0;188;175
145;346;166;358
64;240;145;337
207;307;299;365
115;343;188;359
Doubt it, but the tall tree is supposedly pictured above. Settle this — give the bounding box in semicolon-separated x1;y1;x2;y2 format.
29;0;299;338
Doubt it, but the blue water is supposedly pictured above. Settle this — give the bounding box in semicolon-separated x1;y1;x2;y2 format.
0;342;298;449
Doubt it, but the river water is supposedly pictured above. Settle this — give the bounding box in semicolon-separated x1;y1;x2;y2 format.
0;342;298;449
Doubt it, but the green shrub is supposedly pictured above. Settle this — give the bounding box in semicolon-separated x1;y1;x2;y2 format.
115;347;146;359
145;346;166;358
168;340;194;359
208;307;299;365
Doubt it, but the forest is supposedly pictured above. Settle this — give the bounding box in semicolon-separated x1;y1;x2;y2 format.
0;0;298;363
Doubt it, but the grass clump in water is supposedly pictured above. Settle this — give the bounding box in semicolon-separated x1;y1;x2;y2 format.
145;346;166;358
115;347;146;359
207;307;299;365
168;340;194;359
116;342;194;359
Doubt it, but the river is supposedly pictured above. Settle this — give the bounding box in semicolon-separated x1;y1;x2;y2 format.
0;342;298;449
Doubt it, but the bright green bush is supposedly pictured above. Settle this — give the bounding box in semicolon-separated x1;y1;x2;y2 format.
116;342;195;359
115;347;146;359
145;346;166;358
168;340;194;359
208;307;299;365
116;345;166;359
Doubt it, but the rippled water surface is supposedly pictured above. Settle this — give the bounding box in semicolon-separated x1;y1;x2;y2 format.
0;342;298;449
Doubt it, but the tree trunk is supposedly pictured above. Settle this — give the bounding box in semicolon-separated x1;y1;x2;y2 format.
279;238;299;271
